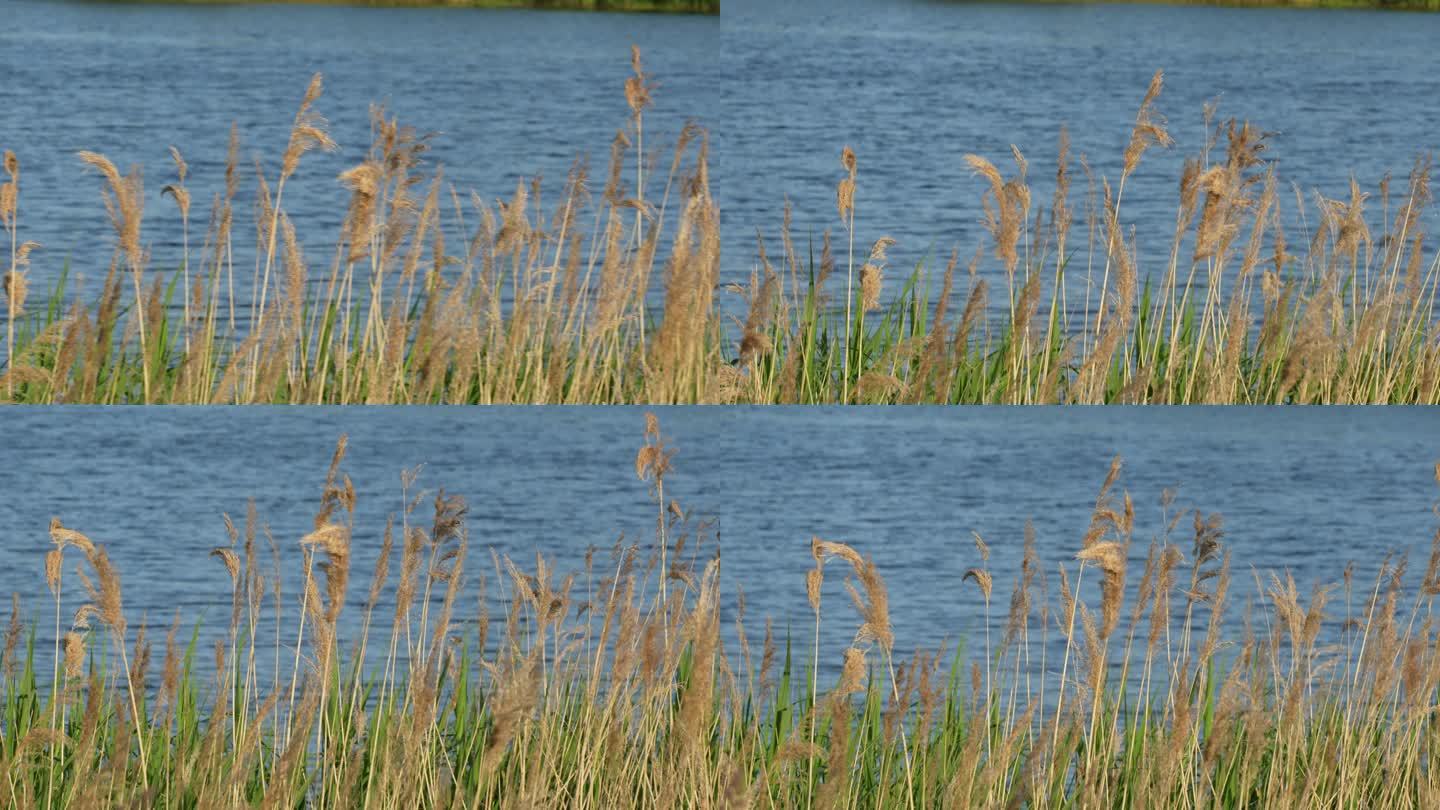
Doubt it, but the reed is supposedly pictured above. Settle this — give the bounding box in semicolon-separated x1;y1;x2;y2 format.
3;67;1439;404
4;417;1440;808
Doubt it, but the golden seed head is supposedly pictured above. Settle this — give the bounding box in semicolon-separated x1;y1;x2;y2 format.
88;547;126;634
161;184;191;220
44;549;63;596
1077;541;1128;640
339;162;381;198
301;523;350;559
48;518;96;555
624;46;652;115
635;446;657;481
813;539;863;569
972;532;991;562
624;77;651;115
0;185;15;228
76;150;122;191
838;646;866;694
866;236;895;264
849;557;893;651
210;547;241;584
279;74;336;181
14;241;38;267
2;271;28;314
964;154;1003;192
860;264;882;312
806;567;823;613
168;146;187;183
1076;541;1127;575
837;177;855;223
635;416;673;484
63;632;84;680
962;568;993;602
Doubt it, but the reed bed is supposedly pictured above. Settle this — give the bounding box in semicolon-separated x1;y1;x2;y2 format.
3;67;1439;403
4;414;1440;808
738;71;1440;404
1;50;723;405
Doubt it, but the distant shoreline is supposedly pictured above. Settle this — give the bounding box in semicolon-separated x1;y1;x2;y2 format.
940;0;1439;11
90;0;720;14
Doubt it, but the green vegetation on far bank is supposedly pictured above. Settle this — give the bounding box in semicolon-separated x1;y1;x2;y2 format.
97;0;719;14
946;0;1440;12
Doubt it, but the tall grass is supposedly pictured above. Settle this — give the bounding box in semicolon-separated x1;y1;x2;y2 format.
4;415;1440;808
3;66;1439;403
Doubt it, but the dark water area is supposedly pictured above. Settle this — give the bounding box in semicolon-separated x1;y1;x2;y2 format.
1;0;718;305
2;407;1436;678
719;0;1440;317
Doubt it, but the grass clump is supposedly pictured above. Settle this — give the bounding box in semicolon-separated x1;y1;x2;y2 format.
5;415;1440;808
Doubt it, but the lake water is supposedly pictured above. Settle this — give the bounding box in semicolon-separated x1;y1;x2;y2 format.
720;0;1440;316
9;1;1440;324
1;0;718;305
2;407;1436;677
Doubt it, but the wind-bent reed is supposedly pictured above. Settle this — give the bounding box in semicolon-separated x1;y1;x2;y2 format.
5;417;1440;808
3;67;1440;403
